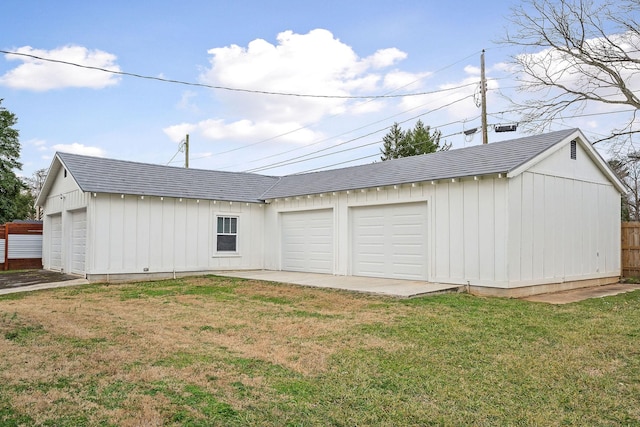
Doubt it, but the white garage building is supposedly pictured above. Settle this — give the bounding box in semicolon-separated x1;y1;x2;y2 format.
36;128;625;296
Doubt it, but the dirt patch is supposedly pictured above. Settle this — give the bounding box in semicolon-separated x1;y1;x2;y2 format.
0;269;79;290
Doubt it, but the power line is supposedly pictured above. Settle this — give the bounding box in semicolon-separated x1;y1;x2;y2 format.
206;85;477;170
180;81;480;166
295;129;467;174
244;95;474;173
179;81;517;168
0;49;479;100
249;107;639;174
4;47;511;166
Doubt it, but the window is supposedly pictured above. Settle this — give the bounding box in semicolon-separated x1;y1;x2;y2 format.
216;216;237;252
570;140;577;160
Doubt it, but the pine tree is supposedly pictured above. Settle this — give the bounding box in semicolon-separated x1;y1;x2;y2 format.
380;122;406;161
380;120;449;161
411;120;443;154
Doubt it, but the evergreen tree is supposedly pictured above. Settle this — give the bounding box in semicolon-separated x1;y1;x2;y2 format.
0;99;28;223
380;120;449;161
380;122;406;161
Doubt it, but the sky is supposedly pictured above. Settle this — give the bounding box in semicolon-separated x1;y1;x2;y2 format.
1;0;635;179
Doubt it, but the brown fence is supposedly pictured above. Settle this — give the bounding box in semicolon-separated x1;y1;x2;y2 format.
622;222;640;277
0;222;43;271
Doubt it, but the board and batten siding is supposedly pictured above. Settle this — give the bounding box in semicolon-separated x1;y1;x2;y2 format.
506;141;621;286
264;180;509;285
507;173;620;286
89;194;265;275
431;178;508;286
41;165;89;273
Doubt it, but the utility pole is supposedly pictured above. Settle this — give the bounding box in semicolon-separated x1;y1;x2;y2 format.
184;134;189;168
480;50;488;144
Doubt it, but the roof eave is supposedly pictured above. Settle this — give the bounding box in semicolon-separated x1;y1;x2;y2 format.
263;172;510;200
35;154;64;206
506;129;626;194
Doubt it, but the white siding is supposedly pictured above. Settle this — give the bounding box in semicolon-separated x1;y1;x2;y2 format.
507;172;620;286
264;179;515;286
430;178;509;286
39;136;620;290
89;195;265;275
281;209;333;273
504;139;622;287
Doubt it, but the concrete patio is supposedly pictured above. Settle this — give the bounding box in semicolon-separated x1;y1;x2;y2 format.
214;270;463;298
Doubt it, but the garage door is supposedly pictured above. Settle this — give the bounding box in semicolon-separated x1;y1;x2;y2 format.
351;203;427;280
71;209;87;275
50;214;62;271
281;209;333;274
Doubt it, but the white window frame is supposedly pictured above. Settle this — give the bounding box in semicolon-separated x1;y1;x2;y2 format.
215;215;239;253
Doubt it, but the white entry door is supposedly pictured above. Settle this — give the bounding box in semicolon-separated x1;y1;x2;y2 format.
281;209;333;274
351;203;427;280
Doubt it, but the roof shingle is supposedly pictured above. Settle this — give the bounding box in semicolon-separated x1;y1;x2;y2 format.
260;128;579;199
55;129;580;202
57;152;279;203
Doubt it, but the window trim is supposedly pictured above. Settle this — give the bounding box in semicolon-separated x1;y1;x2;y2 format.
215;215;239;254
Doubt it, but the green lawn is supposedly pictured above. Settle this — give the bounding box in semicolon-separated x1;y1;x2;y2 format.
0;275;638;426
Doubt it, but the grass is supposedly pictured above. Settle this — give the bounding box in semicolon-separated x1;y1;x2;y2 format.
0;276;638;426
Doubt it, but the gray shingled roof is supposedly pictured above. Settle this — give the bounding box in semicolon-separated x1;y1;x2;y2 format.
261;128;579;199
55;129;580;203
56;152;279;203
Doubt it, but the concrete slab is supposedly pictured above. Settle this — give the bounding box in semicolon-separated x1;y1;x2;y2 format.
521;283;640;304
0;278;89;296
215;270;462;297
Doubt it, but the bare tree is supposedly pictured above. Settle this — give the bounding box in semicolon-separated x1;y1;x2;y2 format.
24;168;48;220
502;0;640;147
609;158;634;220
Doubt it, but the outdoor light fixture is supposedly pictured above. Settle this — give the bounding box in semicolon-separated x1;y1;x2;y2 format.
495;124;518;133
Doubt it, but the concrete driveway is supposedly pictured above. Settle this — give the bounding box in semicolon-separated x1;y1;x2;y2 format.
0;270;88;295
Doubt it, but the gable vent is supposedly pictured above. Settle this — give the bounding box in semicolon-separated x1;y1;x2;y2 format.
570;140;577;160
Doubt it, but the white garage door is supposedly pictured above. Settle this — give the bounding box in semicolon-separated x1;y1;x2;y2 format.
351;203;427;280
281;209;333;274
71;209;87;275
50;214;62;271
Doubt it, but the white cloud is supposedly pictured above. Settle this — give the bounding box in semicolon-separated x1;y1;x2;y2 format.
0;45;121;91
350;100;386;115
27;138;48;151
195;118;321;144
177;90;199;112
31;138;46;147
172;29;411;146
163;123;197;143
51;143;106;157
383;70;432;91
464;65;480;75
363;48;407;69
396;63;506;125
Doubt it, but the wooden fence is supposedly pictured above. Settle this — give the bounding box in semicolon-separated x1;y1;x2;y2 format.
622;222;640;277
0;222;43;271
